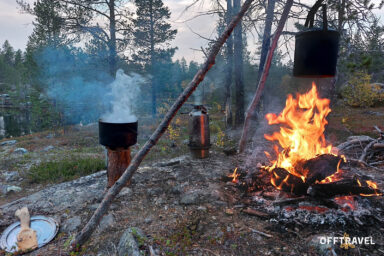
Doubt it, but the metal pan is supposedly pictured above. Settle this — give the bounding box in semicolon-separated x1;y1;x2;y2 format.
0;216;59;253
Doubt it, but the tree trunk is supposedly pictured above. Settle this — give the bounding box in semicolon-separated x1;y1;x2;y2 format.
239;0;293;153
108;0;117;77
70;0;254;250
233;0;244;126
107;148;131;188
224;0;233;128
256;0;275;86
150;0;157;117
253;0;276;122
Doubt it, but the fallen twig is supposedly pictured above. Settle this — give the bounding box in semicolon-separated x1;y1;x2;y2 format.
243;208;270;218
336;137;374;152
359;139;379;163
69;0;255;251
249;227;273;238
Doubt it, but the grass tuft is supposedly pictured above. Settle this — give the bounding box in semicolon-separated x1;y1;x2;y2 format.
27;157;105;184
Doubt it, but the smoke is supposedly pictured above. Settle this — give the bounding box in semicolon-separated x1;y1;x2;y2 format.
35;46;145;124
101;69;144;123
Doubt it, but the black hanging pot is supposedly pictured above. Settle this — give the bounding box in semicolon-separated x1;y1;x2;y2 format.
293;1;340;77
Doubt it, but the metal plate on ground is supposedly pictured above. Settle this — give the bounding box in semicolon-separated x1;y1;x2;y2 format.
0;216;59;253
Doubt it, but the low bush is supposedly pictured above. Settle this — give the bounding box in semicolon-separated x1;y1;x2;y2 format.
341;71;384;107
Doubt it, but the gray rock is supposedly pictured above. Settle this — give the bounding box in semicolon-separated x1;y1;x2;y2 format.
0;140;17;146
171;185;183;195
147;187;163;197
308;235;337;256
2;171;20;182
117;187;133;199
180;191;200;205
13;148;28;154
62;216;82;232
42;145;55;152
1;185;22;195
117;227;146;256
98;213;115;232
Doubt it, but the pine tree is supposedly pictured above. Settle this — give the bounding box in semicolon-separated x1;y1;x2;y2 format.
20;0;66;50
132;0;177;116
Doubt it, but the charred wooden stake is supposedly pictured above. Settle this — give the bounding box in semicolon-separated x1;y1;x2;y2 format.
107;147;131;188
99;120;137;187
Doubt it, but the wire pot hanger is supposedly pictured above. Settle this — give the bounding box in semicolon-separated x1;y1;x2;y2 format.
304;0;328;30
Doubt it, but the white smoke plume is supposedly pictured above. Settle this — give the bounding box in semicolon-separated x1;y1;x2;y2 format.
101;69;145;123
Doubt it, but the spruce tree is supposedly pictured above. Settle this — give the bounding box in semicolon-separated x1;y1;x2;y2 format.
132;0;177;116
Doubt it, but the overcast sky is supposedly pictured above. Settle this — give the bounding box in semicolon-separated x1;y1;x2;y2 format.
0;0;383;63
0;0;220;62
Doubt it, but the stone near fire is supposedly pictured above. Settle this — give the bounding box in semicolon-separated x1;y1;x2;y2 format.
117;227;145;256
180;191;200;205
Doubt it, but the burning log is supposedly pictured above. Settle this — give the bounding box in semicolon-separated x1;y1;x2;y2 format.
270;168;308;195
307;178;382;198
303;154;344;184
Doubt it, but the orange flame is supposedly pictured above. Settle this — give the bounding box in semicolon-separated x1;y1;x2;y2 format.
228;167;240;183
264;83;335;181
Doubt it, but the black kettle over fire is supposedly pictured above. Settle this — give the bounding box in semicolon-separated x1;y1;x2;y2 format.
293;0;340;77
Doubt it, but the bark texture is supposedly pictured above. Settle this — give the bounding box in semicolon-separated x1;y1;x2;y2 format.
107;148;131;188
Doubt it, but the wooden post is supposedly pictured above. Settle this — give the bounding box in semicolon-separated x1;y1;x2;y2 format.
107;147;131;188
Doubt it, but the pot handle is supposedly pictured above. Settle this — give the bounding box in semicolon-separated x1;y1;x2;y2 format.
304;0;328;31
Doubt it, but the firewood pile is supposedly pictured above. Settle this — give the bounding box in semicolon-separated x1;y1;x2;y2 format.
337;126;384;171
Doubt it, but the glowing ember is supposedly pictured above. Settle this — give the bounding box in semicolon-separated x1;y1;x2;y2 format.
228;168;240;183
334;196;357;211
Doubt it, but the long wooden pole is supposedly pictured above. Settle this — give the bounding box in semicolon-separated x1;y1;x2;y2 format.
238;0;293;153
70;0;254;250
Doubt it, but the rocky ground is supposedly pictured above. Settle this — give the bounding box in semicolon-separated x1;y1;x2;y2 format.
1;149;383;255
0;111;383;255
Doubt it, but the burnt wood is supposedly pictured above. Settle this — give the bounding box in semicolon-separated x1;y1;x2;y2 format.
304;154;345;184
307;178;382;198
271;167;308;195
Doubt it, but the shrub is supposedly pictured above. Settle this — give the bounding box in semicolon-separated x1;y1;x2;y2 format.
341;71;383;107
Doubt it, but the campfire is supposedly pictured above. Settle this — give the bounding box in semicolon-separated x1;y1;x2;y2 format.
261;83;381;198
224;83;382;225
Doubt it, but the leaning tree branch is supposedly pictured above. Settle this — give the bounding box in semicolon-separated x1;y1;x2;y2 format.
238;0;293;153
70;0;255;251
